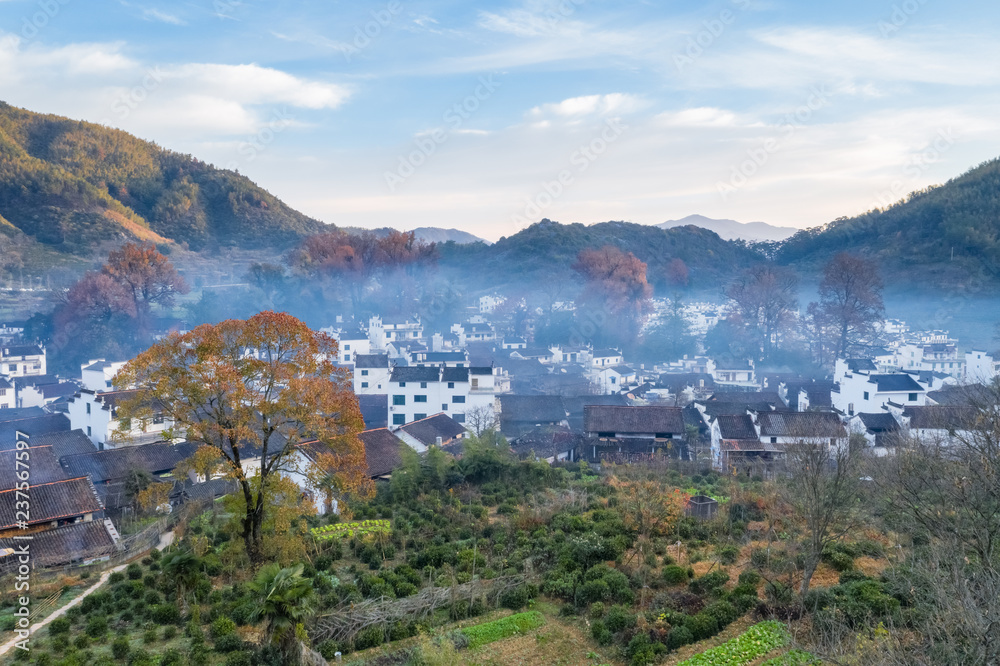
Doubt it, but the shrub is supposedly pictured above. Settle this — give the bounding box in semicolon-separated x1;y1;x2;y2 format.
211;617;237;640
224;652;254;666
765;581;795;605
839;569;870;585
825;551;855;572
604;605;636;633
738;570;761;586
158;649;184;666
0;616;14;631
717;545;740;565
73;635;90;650
85;615;109;639
590;601;606;619
686;613;720;641
142;628;157;644
317;640;341;660
126;563;143;580
625;633;667;666
703;600;740;626
230;602;255;627
163;625;177;640
353;625;385;650
662;565;690;586
500;584;531;610
109;572;126;584
689;570;730;595
151;604;180;624
111;636;130;660
213;634;244;653
48;617;71;636
750;548;769;570
667;625;694;650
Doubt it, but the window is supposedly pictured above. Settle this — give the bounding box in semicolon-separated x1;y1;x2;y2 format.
86;426;92;437
152;415;164;425
414;395;427;403
448;382;455;389
399;382;406;387
344;354;350;362
414;413;426;421
443;403;449;411
393;395;406;406
770;437;777;443
6;364;14;372
610;377;617;384
0;389;5;396
420;382;428;388
452;396;465;404
361;382;369;389
344;344;351;350
471;378;479;390
908;393;918;401
86;403;91;414
454;413;465;423
848;403;854;416
393;414;405;425
863;391;869;400
361;370;369;376
830;438;837;446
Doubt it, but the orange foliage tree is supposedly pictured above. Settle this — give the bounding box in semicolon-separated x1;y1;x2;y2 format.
572;245;653;341
608;475;687;541
115;311;370;563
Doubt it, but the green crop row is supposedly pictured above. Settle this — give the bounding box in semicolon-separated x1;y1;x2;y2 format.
676;620;791;666
460;611;545;649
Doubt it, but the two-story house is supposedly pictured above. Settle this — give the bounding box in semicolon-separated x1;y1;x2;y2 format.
387;365;497;427
0;345;46;379
67;390;174;449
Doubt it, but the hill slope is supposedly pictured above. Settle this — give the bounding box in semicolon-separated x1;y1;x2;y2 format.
0;102;325;254
777;158;1000;286
659;215;797;242
440;219;765;294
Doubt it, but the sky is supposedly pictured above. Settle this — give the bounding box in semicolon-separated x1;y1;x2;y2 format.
1;0;999;242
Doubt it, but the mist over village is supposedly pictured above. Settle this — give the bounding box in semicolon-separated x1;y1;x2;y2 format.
0;1;999;665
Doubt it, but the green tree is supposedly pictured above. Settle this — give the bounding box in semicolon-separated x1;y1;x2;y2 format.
248;563;317;664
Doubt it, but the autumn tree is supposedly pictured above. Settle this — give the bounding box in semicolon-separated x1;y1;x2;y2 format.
102;242;189;339
572;246;653;344
725;264;799;361
665;257;690;288
816;253;885;358
290;229;436;312
115;311;370;564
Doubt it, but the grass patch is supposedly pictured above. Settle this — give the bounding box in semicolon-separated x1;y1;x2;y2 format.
461;611;545;649
676;620;790;666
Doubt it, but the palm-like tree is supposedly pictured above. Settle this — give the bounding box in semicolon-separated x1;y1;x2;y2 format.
249;563;317;664
160;550;203;610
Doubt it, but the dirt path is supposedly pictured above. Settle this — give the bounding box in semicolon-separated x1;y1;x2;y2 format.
0;530;175;657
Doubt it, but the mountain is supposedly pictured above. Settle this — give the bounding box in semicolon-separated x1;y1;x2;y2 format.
777;158;1000;286
410;227;489;245
439;219;764;294
658;215;797;242
0;102;325;255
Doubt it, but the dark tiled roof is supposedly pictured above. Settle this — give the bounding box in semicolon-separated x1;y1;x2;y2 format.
0;477;103;529
927;384;993;406
756;412;846;438
39;382;82;400
657;373;715;392
0;407;46;421
358;429;405;477
720;439;781;452
399;413;467;447
423;352;467;362
12;375;61;390
584;405;684;435
180;477;238;503
593;349;621;358
699;402;773;417
604;365;635;374
470;367;493;375
0;521;116;569
561;394;629;416
903;405;978;430
0;345;43;357
60;441;199;483
354;354;389;369
0;446;68;489
82;360;116;372
0;414;70;449
358;394;388;429
870;374;924;393
498;395;567;423
857;413;899;433
22;430;96;457
709;391;784;405
846;358;877;372
503;359;549;377
441;367;470;382
717;414;758;440
390;366;440;383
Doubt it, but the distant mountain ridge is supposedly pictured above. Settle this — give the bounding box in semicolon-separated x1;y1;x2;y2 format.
0;102;325;255
658;215;797;242
342;226;489;245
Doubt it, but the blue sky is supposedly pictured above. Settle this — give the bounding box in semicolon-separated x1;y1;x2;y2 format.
2;0;999;240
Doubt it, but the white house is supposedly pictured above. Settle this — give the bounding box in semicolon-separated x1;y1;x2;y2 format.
387;365;498;427
832;366;927;417
479;294;505;314
0;345;46;378
67;390;174;449
592;349;624;368
502;338;527;351
80;360;127;392
371;316;423;348
894;333;964;379
591;365;638;394
354;354;391;394
0;377;13;410
395;413;468;453
16;380;80;409
712;359;756;387
964;350;999;383
451;321;496;346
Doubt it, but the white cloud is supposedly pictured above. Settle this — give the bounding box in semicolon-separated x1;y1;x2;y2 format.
141;8;185;25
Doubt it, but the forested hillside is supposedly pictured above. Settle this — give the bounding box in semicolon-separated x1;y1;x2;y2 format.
440;220;765;294
0;102;325;254
777;158;1000;286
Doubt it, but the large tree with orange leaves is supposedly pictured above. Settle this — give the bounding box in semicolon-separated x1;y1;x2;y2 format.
572;245;653;343
114;311;369;563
